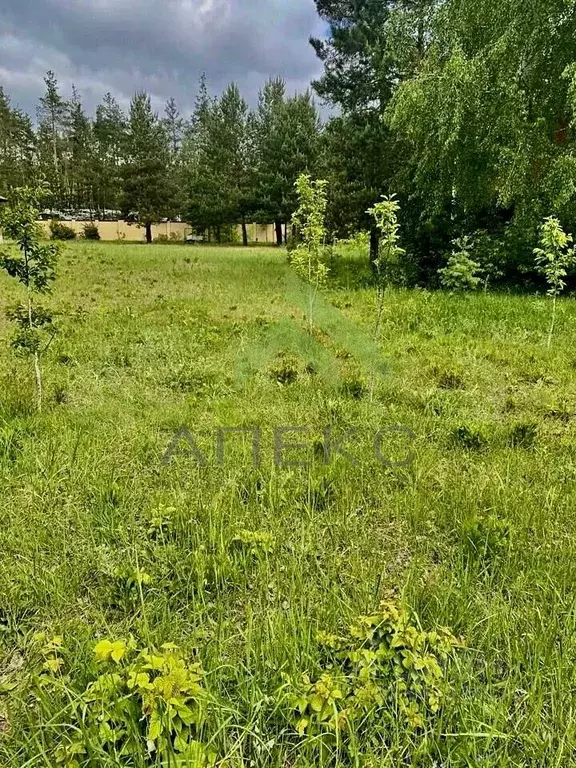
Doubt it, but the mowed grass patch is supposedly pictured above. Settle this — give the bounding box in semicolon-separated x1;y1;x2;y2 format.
1;242;576;765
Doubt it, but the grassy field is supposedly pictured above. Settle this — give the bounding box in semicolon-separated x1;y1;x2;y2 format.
1;241;576;766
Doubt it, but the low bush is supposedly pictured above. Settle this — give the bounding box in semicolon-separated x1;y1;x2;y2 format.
285;596;463;757
49;220;76;241
82;223;100;240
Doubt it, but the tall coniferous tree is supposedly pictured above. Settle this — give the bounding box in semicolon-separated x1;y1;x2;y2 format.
163;97;185;159
212;83;252;243
93;93;126;214
311;0;437;264
36;71;69;209
67;87;95;211
183;76;223;238
163;97;186;217
0;87;36;193
122;92;174;243
254;79;320;245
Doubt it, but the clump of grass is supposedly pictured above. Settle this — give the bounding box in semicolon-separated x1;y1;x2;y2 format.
434;367;466;390
451;424;489;450
508;422;538;448
269;352;300;385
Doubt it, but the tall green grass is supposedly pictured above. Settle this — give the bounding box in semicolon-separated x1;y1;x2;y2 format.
1;242;576;765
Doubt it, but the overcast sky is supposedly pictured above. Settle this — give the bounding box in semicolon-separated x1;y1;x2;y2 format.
0;0;326;119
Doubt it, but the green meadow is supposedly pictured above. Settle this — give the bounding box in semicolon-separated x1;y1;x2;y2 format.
1;241;576;766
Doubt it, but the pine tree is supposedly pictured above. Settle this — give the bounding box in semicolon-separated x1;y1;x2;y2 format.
0;87;36;193
67;87;95;211
36;71;69;210
122;92;175;243
311;0;436;264
163;97;185;159
213;84;252;242
163;97;186;218
254;79;320;245
93;93;126;215
183;76;226;239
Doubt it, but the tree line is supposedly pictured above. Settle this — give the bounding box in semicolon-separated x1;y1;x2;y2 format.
312;0;576;285
0;73;320;244
1;0;575;281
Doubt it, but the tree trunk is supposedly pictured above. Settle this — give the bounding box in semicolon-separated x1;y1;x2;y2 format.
216;225;221;244
283;223;287;244
242;218;248;247
370;227;380;272
145;221;152;244
275;220;283;246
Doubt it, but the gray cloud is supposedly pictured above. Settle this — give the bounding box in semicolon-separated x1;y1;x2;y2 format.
0;0;325;118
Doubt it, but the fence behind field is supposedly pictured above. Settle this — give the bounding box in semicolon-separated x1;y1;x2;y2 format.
37;220;278;244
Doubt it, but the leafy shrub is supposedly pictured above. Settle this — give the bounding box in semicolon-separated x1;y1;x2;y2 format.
533;216;575;347
82;222;100;240
146;504;176;539
46;638;216;767
439;236;481;291
49;220;76;240
285;596;462;753
155;233;169;243
291;174;330;328
473;229;504;290
368;195;408;289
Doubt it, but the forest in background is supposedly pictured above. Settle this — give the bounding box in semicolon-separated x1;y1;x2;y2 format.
0;0;575;284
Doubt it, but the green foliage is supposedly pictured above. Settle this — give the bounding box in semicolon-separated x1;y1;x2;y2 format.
146;504;176;539
50;220;77;240
183;79;254;241
452;424;488;451
367;195;405;283
534;217;575;297
367;195;405;349
93;92;126;213
253;80;320;242
386;1;576;278
291;174;330;328
286;597;462;751
230;529;276;557
508;422;538;449
82;223;100;241
3;242;576;766
0;187;61;410
534;216;575;347
439;237;481;291
47;638;214;767
463;515;512;563
122;93;176;242
0;86;35;192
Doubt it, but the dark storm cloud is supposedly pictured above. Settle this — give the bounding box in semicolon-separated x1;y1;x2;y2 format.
0;0;325;118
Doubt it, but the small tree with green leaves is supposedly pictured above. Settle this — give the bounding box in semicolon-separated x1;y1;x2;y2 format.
473;230;504;292
534;216;575;348
367;195;405;339
291;174;330;331
0;188;60;411
439;236;481;292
